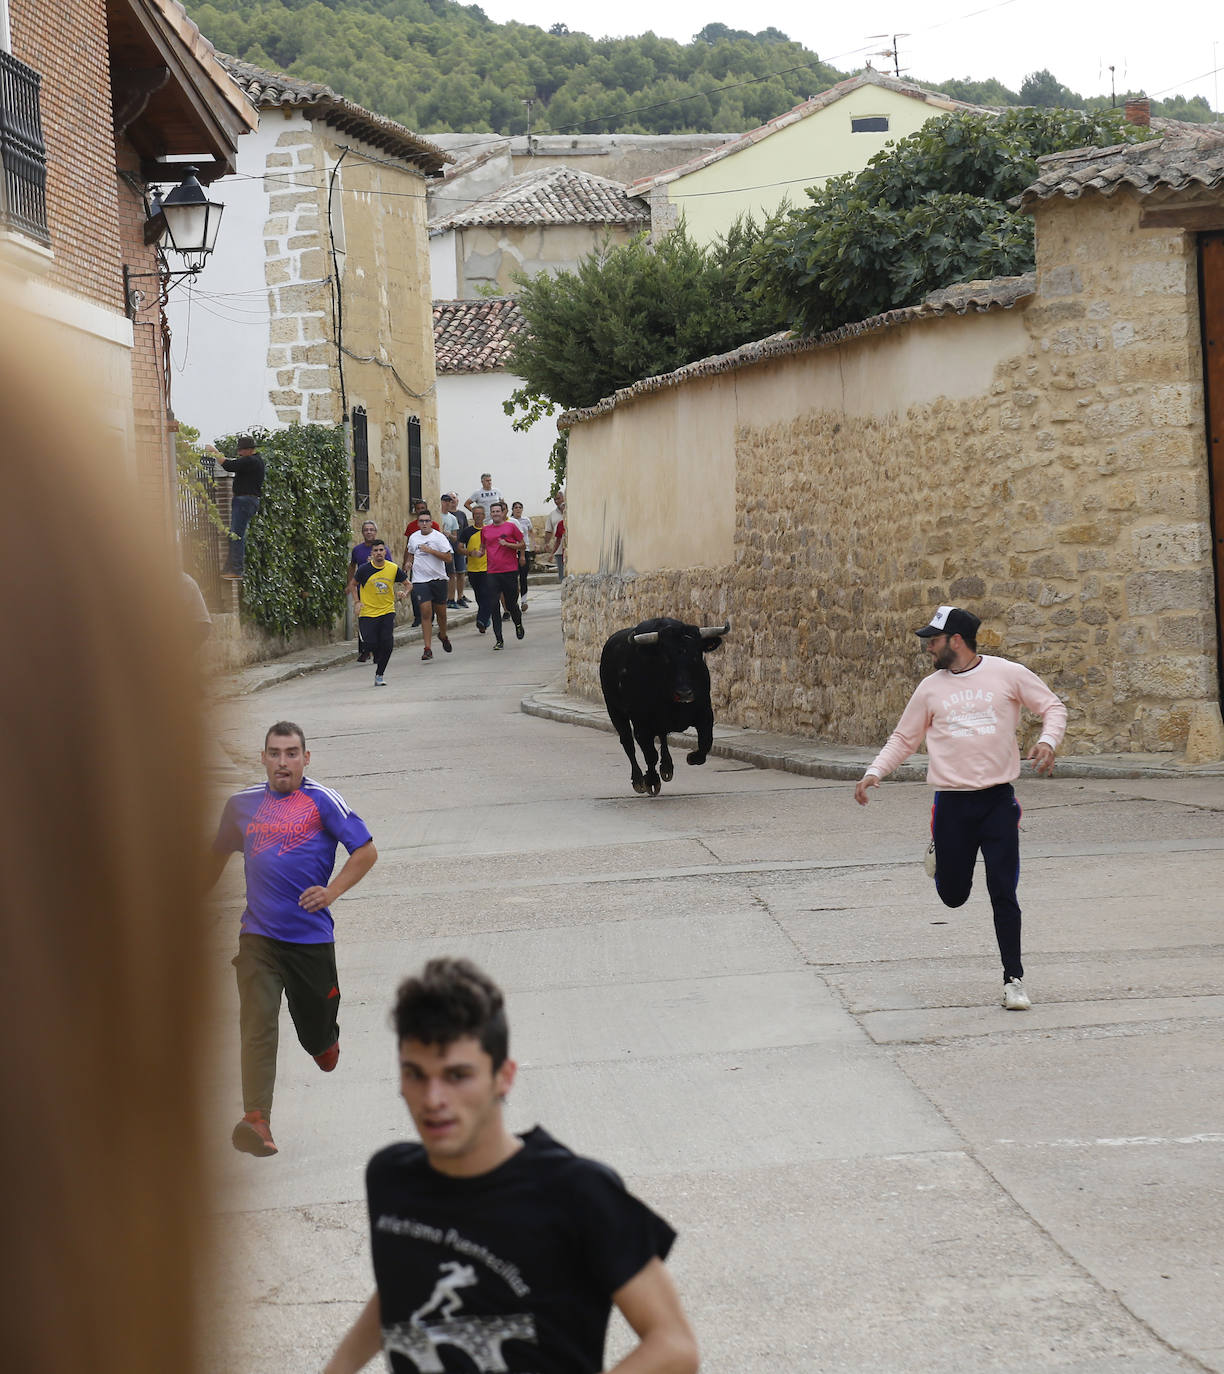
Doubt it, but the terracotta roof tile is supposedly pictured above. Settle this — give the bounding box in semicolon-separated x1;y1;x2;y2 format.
217;54;451;174
433;298;528;374
559;274;1035;428
429;165;648;232
1017;130;1224;209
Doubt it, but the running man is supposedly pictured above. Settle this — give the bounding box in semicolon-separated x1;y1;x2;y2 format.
347;520;380;663
481;500;525;650
354;539;409;686
406;508;454;662
854;606;1066;1010
464;504;490;633
208;722;378;1157
322;958;699;1374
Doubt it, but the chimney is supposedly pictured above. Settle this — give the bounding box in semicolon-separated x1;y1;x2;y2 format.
1124;97;1151;127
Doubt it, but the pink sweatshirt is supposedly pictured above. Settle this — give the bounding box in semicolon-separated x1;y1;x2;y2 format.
865;655;1067;791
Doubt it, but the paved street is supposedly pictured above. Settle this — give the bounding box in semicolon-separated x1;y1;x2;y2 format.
207;584;1224;1373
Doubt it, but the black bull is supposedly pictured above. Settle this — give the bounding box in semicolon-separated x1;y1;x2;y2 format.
599;617;730;795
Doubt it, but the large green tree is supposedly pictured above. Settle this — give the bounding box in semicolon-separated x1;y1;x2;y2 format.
739;107;1156;336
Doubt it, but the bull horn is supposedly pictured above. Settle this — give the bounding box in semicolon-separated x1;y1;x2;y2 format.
631;631;660;645
698;621;730;638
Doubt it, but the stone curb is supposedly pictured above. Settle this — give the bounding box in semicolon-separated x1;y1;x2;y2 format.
520;687;1224;782
222;608;479;697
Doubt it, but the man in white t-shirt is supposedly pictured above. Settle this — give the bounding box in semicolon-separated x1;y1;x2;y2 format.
438;495;462;608
545;490;565;581
406;509;455;662
509;500;533;611
464;473;504;517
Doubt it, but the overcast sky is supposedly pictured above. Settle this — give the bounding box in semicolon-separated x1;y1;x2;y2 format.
473;0;1223;113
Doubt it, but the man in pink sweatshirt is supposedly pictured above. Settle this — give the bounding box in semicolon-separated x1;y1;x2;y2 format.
854;606;1067;1011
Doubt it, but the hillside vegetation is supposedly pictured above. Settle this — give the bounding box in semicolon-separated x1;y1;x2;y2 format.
186;0;1217;135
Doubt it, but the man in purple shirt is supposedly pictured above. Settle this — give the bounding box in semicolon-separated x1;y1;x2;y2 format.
207;721;378;1158
348;520;380;663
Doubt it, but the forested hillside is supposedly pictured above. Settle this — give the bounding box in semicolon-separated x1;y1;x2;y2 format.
185;0;1218;134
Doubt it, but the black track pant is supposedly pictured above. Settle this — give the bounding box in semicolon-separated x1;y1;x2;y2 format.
931;782;1024;982
488;571;522;643
468;570;490;626
359;613;394;674
232;934;340;1116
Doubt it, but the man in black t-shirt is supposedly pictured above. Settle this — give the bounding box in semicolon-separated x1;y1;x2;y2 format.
323;958;698;1374
208;434;265;579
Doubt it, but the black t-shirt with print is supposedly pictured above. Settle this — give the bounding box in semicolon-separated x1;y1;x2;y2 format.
366;1126;676;1373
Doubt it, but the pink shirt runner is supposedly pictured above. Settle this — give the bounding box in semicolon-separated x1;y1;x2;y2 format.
866;655;1067;791
481;520;522;575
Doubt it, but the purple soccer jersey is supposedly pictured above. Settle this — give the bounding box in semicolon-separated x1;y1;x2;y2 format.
213;778;373;942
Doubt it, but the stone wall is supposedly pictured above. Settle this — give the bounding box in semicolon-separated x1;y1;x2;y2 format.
561;190;1221;756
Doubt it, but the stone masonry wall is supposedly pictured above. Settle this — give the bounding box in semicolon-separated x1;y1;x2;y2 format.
562;191;1220;756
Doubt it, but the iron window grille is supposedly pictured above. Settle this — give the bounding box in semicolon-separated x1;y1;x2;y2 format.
0;50;50;246
352;405;370;511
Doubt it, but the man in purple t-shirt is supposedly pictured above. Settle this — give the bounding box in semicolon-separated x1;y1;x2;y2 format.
207;721;378;1158
347;520;380;663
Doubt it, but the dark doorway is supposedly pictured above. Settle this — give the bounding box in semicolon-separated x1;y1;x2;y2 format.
1200;232;1224;702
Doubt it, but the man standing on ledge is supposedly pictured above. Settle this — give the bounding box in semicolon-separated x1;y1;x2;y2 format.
207;722;377;1157
323;957;698;1374
853;606;1066;1011
208;435;264;579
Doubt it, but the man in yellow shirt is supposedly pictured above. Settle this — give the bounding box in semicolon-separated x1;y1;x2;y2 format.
353;539;409;685
464;504;490;634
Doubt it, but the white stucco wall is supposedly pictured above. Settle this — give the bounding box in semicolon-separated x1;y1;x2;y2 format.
166;111;312;442
430;231;458;298
436;370;558;515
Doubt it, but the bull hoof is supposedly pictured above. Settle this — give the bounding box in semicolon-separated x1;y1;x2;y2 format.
686;751;707;766
631;777;648;794
660;760;674;782
646;774;662;796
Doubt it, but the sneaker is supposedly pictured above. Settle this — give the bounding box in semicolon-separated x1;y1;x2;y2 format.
923;838;936;878
521;600;528;611
220;571;243;580
446;599;458;608
493;641;504;650
457;597;471;607
421;647;433;661
440;635;452;653
374;674;386;686
411;618;421;628
313;1040;340;1072
232;1110;278;1157
356;651;371;664
1003;978;1031;1011
477;622;487;634
515;623;525;640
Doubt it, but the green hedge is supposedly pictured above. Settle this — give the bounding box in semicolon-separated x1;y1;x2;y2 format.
215;424;350;638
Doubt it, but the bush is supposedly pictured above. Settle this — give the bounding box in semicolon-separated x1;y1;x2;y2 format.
215;424;351;637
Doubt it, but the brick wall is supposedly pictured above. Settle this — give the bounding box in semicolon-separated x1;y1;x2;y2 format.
9;0;123;311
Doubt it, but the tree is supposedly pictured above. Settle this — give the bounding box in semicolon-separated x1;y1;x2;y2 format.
738;106;1156;337
1018;68;1078;109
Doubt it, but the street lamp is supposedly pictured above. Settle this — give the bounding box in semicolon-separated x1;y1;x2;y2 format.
124;165;225;317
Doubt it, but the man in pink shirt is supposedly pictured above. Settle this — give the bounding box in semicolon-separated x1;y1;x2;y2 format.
854;606;1067;1011
480;500;526;650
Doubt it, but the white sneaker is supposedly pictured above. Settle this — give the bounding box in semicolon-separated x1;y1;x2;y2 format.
374;674;386;686
923;838;936;878
1003;978;1031;1010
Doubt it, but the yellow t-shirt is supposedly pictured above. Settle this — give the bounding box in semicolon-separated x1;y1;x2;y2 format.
465;529;487;573
356;558;406;617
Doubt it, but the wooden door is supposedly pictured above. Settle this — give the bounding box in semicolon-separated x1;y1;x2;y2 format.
1201;232;1224;701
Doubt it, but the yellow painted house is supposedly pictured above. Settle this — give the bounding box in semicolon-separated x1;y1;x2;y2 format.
631;69;991;246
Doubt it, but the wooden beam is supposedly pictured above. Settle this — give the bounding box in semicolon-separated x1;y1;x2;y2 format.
1140;204;1224;232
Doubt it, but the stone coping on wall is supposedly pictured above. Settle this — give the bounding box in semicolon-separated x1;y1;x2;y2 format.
557;273;1036;429
520;685;1224;781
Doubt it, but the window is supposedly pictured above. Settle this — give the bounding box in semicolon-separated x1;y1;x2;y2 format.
352;406;370;511
0;49;50;245
851;115;889;133
406;415;422;506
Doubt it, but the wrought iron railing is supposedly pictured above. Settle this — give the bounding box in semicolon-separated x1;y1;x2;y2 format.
178;459;226;612
0;50;50;246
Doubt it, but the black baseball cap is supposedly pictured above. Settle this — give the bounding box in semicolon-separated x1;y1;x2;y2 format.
915;605;981;640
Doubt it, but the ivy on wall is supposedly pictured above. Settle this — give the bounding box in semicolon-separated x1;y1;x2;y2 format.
215;424;351;638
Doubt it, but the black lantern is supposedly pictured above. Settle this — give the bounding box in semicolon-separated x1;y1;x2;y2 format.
125;166;226;317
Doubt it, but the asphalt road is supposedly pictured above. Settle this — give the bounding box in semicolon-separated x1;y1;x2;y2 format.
206;582;1224;1373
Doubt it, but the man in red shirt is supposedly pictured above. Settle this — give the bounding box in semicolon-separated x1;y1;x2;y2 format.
480;501;526;650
